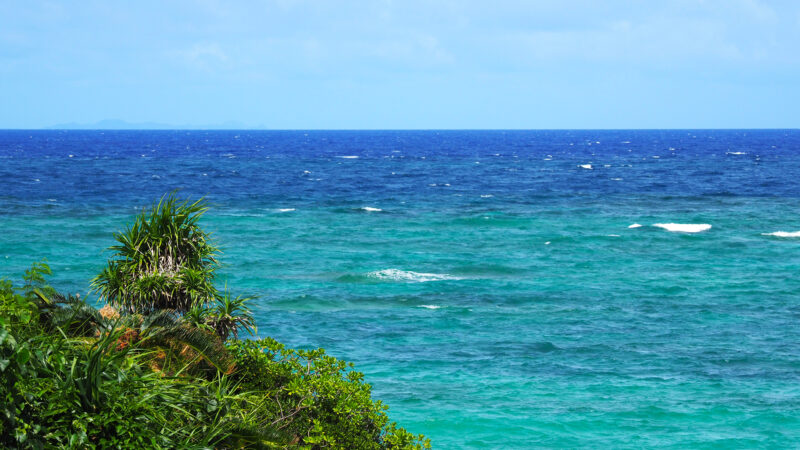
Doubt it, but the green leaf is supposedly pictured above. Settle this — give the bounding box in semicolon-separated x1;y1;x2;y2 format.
0;329;15;349
15;347;31;365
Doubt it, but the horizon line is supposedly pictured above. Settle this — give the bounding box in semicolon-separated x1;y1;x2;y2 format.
1;127;798;132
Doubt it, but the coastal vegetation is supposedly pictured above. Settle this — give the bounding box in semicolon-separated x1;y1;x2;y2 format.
0;194;429;449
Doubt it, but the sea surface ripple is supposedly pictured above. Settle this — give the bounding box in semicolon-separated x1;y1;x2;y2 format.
1;130;800;447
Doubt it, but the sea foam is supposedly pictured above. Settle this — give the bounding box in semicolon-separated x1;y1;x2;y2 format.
762;231;800;238
367;269;460;283
653;223;712;233
361;206;382;212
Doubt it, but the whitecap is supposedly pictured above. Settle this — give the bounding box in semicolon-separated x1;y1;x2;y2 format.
607;234;620;237
419;305;443;309
277;208;296;212
628;223;643;228
361;206;382;212
653;223;712;233
727;151;747;155
580;164;592;169
544;241;551;245
762;231;800;238
368;269;460;283
337;155;359;159
480;194;494;198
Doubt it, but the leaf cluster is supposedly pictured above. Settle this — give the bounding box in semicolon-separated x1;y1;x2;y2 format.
91;193;219;314
227;338;430;449
1;267;289;448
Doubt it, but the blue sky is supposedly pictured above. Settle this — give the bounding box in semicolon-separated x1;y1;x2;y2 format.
1;0;799;129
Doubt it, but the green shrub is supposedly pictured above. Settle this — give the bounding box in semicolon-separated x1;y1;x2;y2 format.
92;193;219;314
228;338;431;449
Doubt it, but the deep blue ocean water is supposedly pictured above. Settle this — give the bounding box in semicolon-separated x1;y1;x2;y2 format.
1;130;800;447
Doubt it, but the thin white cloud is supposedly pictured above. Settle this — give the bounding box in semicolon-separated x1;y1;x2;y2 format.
173;42;228;70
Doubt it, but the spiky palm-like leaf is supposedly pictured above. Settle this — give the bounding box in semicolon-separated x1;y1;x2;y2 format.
207;292;257;341
35;291;110;337
133;310;235;374
91;193;219;314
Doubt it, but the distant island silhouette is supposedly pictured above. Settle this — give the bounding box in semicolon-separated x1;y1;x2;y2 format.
46;119;260;130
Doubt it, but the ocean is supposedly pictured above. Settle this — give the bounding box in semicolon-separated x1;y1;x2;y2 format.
1;129;799;447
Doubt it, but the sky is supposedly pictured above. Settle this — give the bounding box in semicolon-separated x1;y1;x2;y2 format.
1;0;799;129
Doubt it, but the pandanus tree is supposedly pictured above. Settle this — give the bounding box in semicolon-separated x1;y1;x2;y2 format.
91;193;219;315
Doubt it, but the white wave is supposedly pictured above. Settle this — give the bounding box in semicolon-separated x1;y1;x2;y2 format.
580;164;592;169
368;269;460;283
628;223;643;228
762;231;800;238
653;223;712;233
419;305;443;309
361;206;382;212
337;155;359;159
727;151;747;155
277;208;296;212
480;194;494;198
607;234;620;237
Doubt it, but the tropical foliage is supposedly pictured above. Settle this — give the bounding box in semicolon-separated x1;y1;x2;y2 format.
91;193;219;314
1;194;430;449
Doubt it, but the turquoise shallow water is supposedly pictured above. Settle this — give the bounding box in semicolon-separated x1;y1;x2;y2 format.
2;130;800;447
